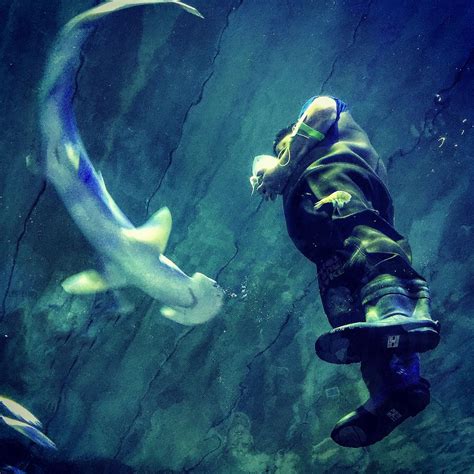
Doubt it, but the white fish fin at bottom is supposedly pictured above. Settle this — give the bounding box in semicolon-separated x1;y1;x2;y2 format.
0;396;42;428
0;416;57;450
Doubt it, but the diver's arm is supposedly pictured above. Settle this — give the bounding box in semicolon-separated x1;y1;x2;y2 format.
257;97;337;199
279;96;337;174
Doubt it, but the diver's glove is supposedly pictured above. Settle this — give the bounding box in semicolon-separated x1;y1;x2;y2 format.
250;154;291;200
249;155;279;195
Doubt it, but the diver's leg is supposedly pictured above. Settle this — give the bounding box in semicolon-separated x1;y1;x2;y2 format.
289;167;435;447
287;183;365;329
317;260;432;448
331;354;430;447
315;224;440;364
300;165;440;364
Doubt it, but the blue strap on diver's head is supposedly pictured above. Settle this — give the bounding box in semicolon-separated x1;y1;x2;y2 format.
299;95;349;121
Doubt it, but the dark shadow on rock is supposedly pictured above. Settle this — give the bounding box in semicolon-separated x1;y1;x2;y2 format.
0;439;134;474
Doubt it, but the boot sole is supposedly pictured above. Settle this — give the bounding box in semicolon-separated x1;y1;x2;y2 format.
315;320;440;364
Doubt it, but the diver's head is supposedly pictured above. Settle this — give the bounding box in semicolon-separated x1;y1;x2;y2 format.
272;123;295;155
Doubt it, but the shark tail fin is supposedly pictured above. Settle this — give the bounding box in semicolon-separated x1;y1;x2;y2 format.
65;0;203;33
171;1;205;18
121;207;172;254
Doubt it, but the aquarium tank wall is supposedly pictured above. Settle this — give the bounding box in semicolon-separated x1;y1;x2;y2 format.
0;0;473;472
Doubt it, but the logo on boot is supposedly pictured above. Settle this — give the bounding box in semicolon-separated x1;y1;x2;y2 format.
386;408;403;422
387;335;400;348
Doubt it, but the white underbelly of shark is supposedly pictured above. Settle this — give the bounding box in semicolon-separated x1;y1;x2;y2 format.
38;0;224;325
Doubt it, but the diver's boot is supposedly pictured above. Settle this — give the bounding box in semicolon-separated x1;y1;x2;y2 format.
331;353;430;448
315;274;440;364
331;379;430;448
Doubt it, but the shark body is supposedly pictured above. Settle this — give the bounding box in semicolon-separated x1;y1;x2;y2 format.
38;0;223;325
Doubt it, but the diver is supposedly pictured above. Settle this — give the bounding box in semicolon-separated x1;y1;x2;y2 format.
251;95;440;447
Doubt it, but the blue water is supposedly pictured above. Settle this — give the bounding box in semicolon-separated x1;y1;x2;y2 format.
0;0;473;472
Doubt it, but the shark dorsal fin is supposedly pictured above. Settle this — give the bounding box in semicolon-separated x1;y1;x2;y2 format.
121;207;172;253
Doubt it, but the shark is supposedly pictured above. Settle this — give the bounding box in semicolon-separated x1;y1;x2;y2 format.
38;0;224;325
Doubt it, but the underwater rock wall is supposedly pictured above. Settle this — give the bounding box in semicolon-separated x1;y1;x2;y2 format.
0;0;473;472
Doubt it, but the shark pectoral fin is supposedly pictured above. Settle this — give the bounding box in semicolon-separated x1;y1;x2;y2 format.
160;305;194;326
62;270;112;294
121;207;172;253
63;261;128;295
160;306;177;319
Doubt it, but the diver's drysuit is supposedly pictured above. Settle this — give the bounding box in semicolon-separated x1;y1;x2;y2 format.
281;96;440;447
